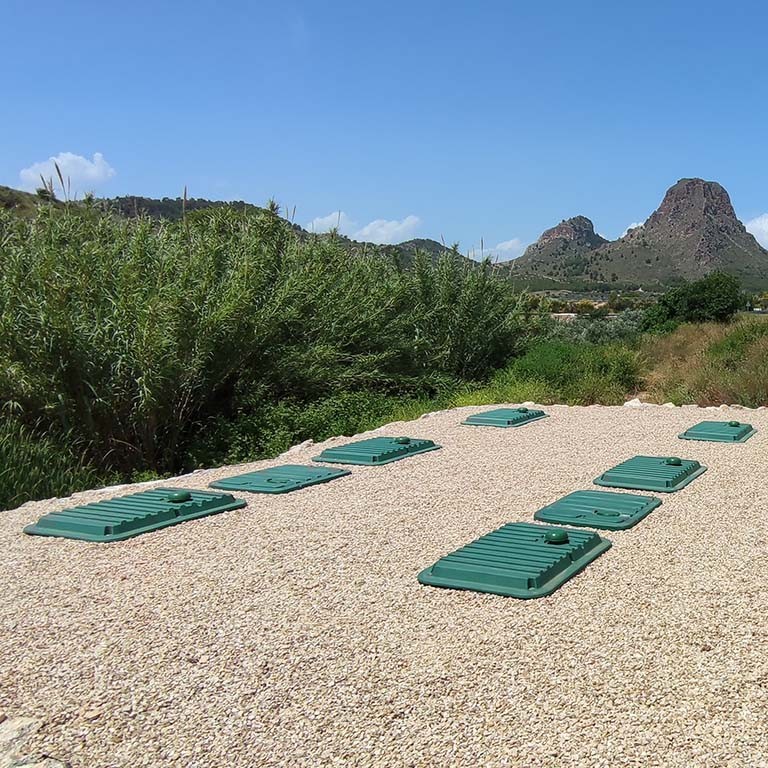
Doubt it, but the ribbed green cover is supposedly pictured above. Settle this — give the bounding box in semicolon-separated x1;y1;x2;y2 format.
23;488;245;542
534;490;661;530
210;464;350;494
594;455;707;493
678;420;756;443
418;522;611;599
462;407;548;428
313;436;440;466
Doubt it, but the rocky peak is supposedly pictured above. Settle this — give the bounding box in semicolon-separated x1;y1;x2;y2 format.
643;178;745;235
538;215;606;247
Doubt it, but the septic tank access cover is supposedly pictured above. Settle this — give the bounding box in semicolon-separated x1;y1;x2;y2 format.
313;436;440;465
678;420;756;443
594;455;706;493
210;464;350;494
417;521;611;599
23;488;246;542
462;406;548;428
534;489;661;531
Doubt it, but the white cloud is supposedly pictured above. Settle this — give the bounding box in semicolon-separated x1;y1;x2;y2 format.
352;215;420;244
745;213;768;248
305;211;421;244
19;152;116;194
621;221;644;237
469;237;527;261
306;211;356;234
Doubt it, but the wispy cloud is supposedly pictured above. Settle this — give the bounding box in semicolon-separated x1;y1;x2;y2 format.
745;213;768;248
306;211;356;234
621;221;645;237
305;211;421;244
469;237;527;261
19;152;116;194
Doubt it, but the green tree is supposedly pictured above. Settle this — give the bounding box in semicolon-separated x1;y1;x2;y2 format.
642;272;743;331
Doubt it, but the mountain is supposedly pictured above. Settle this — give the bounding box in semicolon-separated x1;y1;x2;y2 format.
511;216;608;282
0;184;52;216
511;178;768;288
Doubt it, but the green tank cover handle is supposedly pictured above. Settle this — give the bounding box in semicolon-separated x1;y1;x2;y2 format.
168;491;192;503
666;457;682;466
729;420;740;427
544;530;569;544
517;407;529;413
394;437;411;444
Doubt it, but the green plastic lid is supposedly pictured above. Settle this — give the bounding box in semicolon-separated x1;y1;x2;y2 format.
679;420;756;443
534;490;662;531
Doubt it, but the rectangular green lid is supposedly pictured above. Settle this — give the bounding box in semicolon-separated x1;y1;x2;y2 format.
679;420;756;443
210;464;350;494
23;488;246;542
313;436;440;466
534;490;661;531
418;522;611;599
462;406;548;428
594;455;707;493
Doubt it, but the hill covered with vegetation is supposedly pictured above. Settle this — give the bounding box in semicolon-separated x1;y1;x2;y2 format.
511;178;768;289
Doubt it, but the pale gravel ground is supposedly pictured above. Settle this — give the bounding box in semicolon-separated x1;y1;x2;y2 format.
2;403;768;768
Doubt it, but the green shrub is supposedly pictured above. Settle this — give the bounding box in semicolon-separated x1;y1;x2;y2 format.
0;417;112;510
642;272;743;331
548;310;645;344
642;318;768;407
705;320;768;370
453;341;641;407
0;206;543;496
187;390;417;467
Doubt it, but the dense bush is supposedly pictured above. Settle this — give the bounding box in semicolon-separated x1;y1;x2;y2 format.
643;319;768;407
0;205;544;505
642;272;743;331
0;417;113;509
454;341;642;406
547;309;646;344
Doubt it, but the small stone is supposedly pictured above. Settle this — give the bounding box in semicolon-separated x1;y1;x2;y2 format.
282;438;314;456
623;398;643;408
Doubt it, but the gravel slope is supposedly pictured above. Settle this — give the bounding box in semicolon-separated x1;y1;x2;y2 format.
2;403;768;768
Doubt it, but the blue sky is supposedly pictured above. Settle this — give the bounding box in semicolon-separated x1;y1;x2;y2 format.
2;0;767;255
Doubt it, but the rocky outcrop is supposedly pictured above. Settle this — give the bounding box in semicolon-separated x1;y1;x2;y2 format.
512;216;608;280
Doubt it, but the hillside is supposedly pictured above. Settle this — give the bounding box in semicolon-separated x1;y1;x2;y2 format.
0;184;51;216
6;179;767;288
509;215;609;282
99;195;459;265
511;178;768;288
0;186;457;266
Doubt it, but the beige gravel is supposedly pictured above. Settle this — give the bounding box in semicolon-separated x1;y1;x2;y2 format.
2;403;768;768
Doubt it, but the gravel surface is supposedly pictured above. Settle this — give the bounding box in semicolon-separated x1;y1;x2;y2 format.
2;403;768;768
